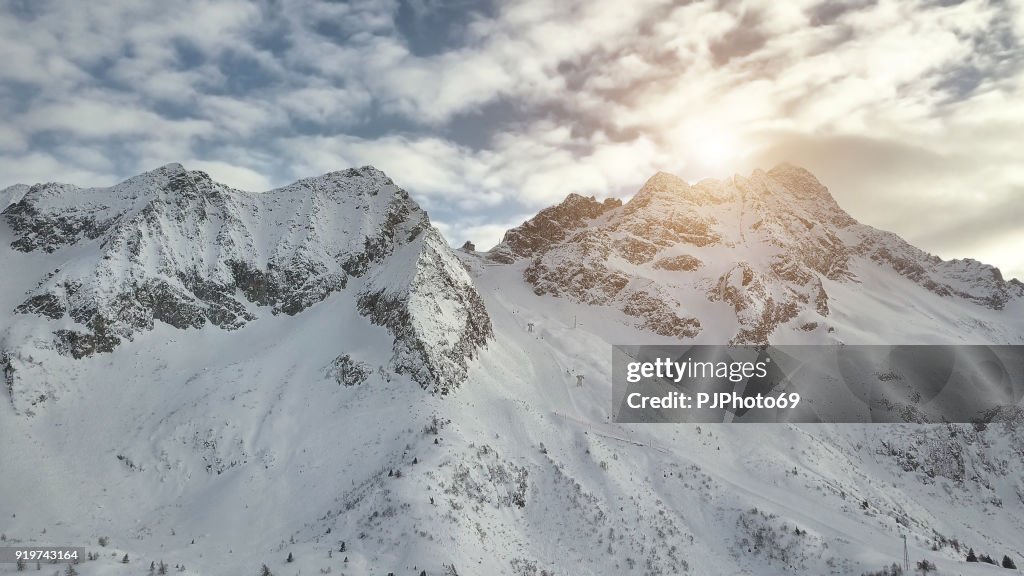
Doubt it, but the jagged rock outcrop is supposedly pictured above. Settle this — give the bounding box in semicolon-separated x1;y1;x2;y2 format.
357;224;493;394
488;193;621;263
2;163;491;392
326;354;373;387
1;350;14;403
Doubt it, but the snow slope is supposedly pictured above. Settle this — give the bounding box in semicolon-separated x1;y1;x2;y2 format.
0;183;27;211
1;165;1022;576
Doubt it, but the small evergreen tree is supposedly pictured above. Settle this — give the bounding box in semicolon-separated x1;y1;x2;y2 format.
122;554;129;564
158;560;168;574
1003;555;1017;569
967;548;978;562
286;552;294;563
260;564;273;576
915;559;935;573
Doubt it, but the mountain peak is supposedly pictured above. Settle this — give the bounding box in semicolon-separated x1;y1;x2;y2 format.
492;164;1024;343
764;162;833;199
636;171;690;198
488;193;622;262
159;162;187;173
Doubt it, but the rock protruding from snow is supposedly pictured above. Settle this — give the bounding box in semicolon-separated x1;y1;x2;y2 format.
489;164;1023;343
357;225;493;394
489;193;622;263
3;164;491;391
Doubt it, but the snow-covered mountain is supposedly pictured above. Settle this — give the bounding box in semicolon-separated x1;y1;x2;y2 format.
1;164;1022;576
490;165;1024;345
2;163;490;394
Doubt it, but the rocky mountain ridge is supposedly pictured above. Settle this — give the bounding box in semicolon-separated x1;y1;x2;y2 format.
491;164;1024;344
1;163;491;393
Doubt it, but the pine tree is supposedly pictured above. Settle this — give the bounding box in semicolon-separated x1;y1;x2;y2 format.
259;564;273;576
158;560;168;574
1003;555;1017;569
286;552;294;563
121;554;129;564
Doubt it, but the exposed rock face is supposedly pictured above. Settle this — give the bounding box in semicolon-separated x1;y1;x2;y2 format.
326;354;372;387
522;230;702;338
3;164;491;391
653;254;703;272
489;164;1024;343
488;193;621;263
855;233;1023;310
1;350;14;402
357;225;493;394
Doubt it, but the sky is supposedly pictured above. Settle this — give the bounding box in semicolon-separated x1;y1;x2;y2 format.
0;0;1022;279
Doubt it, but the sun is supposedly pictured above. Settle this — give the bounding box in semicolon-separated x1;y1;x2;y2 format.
695;133;735;167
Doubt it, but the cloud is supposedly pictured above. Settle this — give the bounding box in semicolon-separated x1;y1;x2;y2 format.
187;160;275;192
0;0;1022;279
0;152;118;188
21;96;214;139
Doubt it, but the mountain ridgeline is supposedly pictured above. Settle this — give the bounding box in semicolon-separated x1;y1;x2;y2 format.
489;165;1023;344
3;162;1023;392
1;163;491;394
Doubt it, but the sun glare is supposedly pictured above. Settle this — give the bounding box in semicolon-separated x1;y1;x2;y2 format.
696;133;735;167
